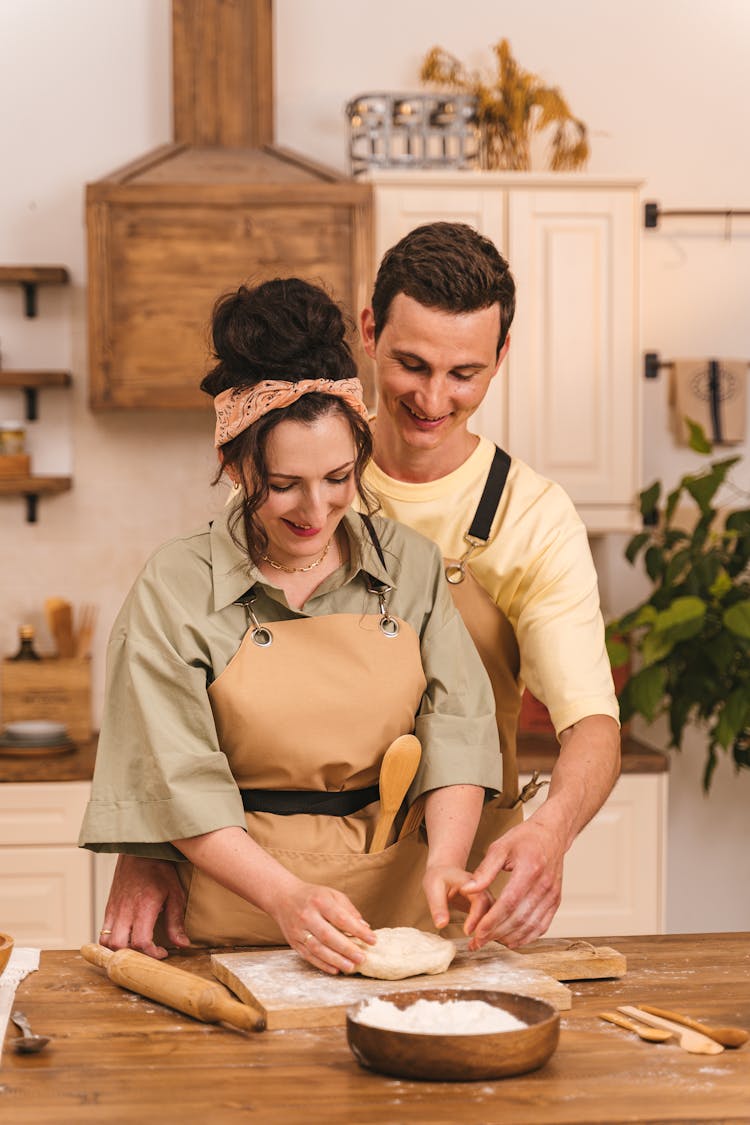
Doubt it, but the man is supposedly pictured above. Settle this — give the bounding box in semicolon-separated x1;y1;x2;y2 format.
98;222;620;958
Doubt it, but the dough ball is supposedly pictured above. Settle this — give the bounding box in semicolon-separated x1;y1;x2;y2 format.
353;927;456;980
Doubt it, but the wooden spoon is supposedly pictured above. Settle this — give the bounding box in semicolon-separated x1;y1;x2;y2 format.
369;735;421;853
599;1010;674;1043
618;1005;724;1055
636;1002;749;1048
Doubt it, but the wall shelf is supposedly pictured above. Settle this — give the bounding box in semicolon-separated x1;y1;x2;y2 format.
0;475;72;523
0;370;72;420
0;266;69;317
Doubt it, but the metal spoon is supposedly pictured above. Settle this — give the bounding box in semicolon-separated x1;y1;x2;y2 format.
11;1010;50;1054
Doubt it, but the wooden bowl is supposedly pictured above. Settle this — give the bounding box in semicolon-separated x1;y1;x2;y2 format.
346;988;560;1082
0;932;14;976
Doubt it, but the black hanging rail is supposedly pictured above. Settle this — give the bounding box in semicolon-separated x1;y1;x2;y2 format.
644;201;750;235
643;352;673;380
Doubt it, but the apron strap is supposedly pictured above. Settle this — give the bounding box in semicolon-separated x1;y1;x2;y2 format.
446;445;511;586
467;445;511;541
359;511;388;570
239;784;380;816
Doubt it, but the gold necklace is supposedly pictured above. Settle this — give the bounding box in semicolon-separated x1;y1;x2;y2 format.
261;537;333;574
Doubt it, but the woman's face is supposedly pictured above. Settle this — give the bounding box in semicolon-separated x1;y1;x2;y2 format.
254;411;358;568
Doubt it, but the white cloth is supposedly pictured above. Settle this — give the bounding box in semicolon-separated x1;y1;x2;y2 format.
0;948;40;1060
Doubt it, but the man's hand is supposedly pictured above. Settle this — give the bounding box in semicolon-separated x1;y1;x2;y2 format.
99;854;191;960
460;819;564;949
461;714;621;949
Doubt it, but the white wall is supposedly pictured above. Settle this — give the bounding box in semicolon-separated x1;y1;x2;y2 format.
1;0;748;932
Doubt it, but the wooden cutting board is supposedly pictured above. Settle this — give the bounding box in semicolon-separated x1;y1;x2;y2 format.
210;940;611;1029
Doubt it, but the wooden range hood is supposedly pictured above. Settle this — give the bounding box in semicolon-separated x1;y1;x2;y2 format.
86;0;373;410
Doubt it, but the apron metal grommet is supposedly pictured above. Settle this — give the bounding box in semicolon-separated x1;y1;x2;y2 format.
379;616;400;637
251;626;273;647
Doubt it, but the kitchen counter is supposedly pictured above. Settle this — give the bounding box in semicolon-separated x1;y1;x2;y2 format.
0;734;667;783
2;932;746;1123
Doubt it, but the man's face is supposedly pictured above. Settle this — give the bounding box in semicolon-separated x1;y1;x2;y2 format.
361;293;508;470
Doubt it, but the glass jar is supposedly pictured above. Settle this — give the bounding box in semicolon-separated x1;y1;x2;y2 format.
0;422;26;456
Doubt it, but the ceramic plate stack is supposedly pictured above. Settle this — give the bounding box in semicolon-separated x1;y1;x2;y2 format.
0;720;73;756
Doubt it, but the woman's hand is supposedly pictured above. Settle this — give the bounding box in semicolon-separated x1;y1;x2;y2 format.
422;863;495;930
270;881;376;975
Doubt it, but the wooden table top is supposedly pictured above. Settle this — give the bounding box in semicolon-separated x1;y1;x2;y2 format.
2;932;747;1124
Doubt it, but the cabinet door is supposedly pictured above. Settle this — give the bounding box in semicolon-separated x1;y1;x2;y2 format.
0;846;93;948
507;190;640;531
519;772;667;937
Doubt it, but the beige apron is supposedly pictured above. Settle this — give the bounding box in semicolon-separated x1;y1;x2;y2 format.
181;585;438;946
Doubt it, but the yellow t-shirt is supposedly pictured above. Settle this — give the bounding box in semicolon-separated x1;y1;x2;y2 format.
364;435;619;736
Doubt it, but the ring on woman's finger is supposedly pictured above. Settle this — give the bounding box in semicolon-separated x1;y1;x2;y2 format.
99;929;113;935
303;930;313;946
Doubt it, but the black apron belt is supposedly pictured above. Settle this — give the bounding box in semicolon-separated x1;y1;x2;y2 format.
239;784;380;817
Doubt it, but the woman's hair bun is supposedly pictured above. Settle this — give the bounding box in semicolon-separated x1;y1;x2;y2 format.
201;277;356;396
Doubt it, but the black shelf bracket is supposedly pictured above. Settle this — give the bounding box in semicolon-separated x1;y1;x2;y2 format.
23;493;39;523
22;282;38;318
644;351;674;380
23;386;38;421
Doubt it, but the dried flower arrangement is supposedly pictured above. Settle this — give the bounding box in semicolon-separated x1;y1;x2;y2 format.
420;39;589;172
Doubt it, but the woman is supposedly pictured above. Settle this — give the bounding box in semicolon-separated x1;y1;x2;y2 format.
80;278;501;975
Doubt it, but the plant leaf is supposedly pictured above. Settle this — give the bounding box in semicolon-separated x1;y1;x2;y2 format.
724;599;750;639
714;687;750;750
645;545;665;581
652;596;706;638
625;531;651;565
684;459;741;514
623;664;668;722
639;481;660;521
685;418;712;454
606;637;631;668
709;568;734;600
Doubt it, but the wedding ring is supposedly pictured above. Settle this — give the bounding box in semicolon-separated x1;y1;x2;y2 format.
303;931;313;946
99;929;113;935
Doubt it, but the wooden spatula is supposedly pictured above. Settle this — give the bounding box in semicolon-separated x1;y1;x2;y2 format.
618;1005;724;1055
369;734;421;853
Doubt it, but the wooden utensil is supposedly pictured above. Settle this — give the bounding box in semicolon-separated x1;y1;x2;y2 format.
599;1010;673;1043
80;943;266;1031
369;734;421;853
44;597;74;657
636;1002;748;1048
75;603;98;658
618;1005;724;1055
397;793;426;840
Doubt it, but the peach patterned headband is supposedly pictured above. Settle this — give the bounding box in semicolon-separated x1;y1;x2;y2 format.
213;377;369;447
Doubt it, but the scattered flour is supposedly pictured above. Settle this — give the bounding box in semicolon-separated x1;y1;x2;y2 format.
352;996;527;1035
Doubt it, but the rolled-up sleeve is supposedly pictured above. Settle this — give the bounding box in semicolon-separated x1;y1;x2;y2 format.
79;559;246;860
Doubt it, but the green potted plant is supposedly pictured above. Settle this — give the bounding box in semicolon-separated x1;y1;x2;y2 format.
606;422;750;790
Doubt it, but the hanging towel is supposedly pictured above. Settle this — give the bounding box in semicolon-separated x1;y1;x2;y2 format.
669;358;747;445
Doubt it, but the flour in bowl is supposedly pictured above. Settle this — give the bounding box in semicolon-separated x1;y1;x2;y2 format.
352;997;528;1035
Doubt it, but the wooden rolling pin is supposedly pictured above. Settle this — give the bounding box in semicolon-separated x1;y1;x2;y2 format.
80;944;266;1031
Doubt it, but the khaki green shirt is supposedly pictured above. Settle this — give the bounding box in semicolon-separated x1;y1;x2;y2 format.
80;508;501;860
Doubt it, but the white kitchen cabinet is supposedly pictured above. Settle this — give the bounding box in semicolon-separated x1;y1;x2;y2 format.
519;771;668;937
0;781;94;948
368;171;642;532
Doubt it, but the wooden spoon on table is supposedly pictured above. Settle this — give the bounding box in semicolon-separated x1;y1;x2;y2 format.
369;735;421;853
636;1002;749;1048
599;1010;674;1043
618;1005;724;1055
